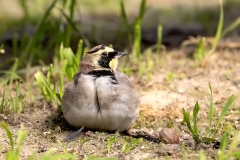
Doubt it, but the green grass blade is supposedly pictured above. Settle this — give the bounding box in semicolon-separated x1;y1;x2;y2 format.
14;82;21;113
199;150;207;160
0;90;6;113
138;0;146;24
216;94;236;128
122;138;142;154
107;133;118;153
219;131;229;154
60;60;68;98
221;17;240;38
228;131;240;154
60;44;78;81
47;64;53;85
16;128;28;156
0;122;14;149
192;102;200;136
157;25;163;55
76;39;83;66
231;150;240;158
209;0;224;55
119;0;129;27
0;71;23;81
39;153;75;160
69;0;76;19
9;58;19;88
34;71;55;101
59;43;64;61
120;0;132;43
19;0;58;68
64;0;76;47
133;23;141;58
208;82;214;128
201;137;217;143
6;149;18;160
182;108;194;134
194;37;205;63
65;26;72;47
59;8;90;48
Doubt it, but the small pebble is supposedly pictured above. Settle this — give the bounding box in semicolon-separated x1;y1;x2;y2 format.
43;131;51;136
159;128;179;144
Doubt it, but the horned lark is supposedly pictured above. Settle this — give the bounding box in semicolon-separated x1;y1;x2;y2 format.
62;44;140;132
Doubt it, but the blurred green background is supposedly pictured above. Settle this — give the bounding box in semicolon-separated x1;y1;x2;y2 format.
0;0;240;70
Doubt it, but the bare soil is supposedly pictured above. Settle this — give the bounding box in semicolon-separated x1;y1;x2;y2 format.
0;49;240;160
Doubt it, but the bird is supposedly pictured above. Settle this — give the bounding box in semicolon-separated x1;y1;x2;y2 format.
62;44;140;132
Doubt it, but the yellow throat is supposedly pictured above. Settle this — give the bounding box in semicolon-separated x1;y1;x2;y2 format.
109;58;118;71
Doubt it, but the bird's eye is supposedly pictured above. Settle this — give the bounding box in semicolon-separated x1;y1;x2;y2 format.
102;52;108;57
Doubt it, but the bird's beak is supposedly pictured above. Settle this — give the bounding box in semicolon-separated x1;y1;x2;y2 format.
115;52;127;59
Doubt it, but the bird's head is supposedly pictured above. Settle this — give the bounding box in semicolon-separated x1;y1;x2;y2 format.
80;44;127;73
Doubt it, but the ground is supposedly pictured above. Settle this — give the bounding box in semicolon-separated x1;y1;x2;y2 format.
0;0;240;159
0;49;239;159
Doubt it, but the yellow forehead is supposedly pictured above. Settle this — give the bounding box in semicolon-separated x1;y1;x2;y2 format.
94;46;114;55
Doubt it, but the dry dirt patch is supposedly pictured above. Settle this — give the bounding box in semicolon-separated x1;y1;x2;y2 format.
0;50;240;159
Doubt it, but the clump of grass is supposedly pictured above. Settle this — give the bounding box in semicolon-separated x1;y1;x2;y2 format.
0;122;76;160
106;132;142;154
107;132;119;153
1;0;88;85
120;0;164;79
166;72;175;84
207;0;224;56
137;49;154;80
10;81;25;113
121;138;142;154
0;122;28;160
35;42;82;107
217;131;240;159
35;71;59;103
59;43;79;81
193;0;240;67
0;90;7;113
192;0;223;66
0;81;25;114
120;0;155;79
182;83;236;144
193;37;206;65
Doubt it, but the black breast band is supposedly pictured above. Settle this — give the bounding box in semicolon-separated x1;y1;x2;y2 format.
87;70;117;84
